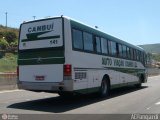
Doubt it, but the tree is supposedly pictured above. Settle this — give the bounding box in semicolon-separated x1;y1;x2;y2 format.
10;39;18;49
152;54;160;62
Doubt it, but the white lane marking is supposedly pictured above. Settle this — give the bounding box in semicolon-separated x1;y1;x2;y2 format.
0;89;23;94
155;102;160;105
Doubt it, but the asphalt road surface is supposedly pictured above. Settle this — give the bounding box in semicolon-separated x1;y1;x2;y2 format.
0;75;160;119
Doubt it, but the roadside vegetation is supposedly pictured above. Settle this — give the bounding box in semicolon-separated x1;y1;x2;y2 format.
0;53;17;72
0;25;18;72
152;54;160;62
139;44;160;68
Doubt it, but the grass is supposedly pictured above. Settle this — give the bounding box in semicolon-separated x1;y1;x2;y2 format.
0;53;17;72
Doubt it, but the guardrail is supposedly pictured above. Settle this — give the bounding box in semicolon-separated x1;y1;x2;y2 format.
0;72;17;90
147;68;160;76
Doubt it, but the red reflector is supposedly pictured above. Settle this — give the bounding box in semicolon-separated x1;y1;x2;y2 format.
64;64;72;76
35;76;45;81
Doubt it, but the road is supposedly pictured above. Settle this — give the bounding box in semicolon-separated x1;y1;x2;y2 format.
0;75;160;119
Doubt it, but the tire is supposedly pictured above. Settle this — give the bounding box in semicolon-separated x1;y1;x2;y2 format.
99;79;110;97
135;83;142;88
135;75;142;88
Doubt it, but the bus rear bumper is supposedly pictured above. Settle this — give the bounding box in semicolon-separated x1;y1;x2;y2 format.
17;81;73;93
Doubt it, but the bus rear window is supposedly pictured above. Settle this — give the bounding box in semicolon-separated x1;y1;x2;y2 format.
19;18;63;50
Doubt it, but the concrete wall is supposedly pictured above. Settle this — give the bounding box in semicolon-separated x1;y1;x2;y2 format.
0;72;17;90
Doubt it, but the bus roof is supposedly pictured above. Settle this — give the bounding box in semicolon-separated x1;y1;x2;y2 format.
21;16;144;52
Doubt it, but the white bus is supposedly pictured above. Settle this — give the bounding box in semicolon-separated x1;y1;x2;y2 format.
17;16;147;97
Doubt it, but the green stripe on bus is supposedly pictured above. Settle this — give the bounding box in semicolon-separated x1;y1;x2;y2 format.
21;35;60;42
18;49;64;59
109;67;145;75
18;57;65;65
18;49;64;65
74;67;145;76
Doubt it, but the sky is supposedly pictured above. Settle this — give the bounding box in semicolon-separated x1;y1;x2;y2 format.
0;0;160;45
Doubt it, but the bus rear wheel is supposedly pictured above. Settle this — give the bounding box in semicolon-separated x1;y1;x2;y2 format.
99;79;110;97
135;75;143;88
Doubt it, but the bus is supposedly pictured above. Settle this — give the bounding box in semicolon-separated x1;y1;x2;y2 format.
17;16;147;97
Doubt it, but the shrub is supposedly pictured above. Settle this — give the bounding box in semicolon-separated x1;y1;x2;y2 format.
0;38;9;50
0;32;4;38
4;31;17;44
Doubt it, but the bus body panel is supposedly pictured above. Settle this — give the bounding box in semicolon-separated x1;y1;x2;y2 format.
19;64;63;83
70;50;143;91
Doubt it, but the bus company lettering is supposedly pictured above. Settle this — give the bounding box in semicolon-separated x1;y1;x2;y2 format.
102;57;112;66
125;61;134;67
102;57;137;68
114;59;124;67
28;23;54;33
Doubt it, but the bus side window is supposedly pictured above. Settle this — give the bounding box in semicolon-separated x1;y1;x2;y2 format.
130;48;134;60
126;47;130;59
101;38;108;54
108;40;117;56
118;44;123;57
136;50;140;61
133;49;136;60
72;29;83;50
95;36;101;53
108;40;112;55
111;41;117;56
83;32;93;51
122;45;127;58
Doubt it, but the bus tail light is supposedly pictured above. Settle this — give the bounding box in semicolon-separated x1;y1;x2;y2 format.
64;64;72;76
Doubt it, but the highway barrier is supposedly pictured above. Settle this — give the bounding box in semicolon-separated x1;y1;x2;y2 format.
0;72;17;90
147;68;160;76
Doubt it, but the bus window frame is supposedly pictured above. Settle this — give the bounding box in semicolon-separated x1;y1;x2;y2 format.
71;27;145;64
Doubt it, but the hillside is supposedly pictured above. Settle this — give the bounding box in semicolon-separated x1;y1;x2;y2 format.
139;43;160;54
0;25;19;51
0;25;19;38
